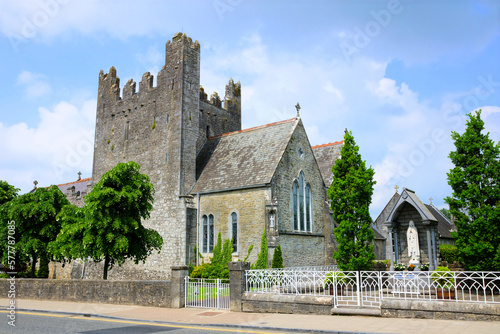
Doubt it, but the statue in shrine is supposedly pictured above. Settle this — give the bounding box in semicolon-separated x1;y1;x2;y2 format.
407;220;420;265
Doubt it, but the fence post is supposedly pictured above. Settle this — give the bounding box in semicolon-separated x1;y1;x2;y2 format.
171;265;189;308
229;261;250;312
356;271;361;307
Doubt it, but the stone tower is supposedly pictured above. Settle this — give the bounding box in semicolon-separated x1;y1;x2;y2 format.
90;33;241;279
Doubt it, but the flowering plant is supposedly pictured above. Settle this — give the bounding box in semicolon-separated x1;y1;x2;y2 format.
419;263;429;271
407;264;415;271
394;263;406;271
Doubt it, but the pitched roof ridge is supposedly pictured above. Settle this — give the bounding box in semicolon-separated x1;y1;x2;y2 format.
427;202;452;225
311;141;344;149
208;117;297;140
56;177;92;188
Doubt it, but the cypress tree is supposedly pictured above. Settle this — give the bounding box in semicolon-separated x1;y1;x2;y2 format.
271;244;284;268
255;230;268;269
328;130;376;271
445;110;500;271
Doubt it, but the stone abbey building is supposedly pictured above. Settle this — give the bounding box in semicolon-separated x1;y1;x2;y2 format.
51;33;343;280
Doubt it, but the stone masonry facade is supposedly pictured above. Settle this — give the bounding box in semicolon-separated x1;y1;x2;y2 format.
52;33;340;279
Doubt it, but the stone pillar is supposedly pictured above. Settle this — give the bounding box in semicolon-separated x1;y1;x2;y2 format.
171;265;189;308
394;228;399;264
388;227;394;270
229;261;250;312
431;228;438;270
426;227;433;270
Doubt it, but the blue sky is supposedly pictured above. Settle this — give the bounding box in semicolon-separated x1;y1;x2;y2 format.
0;0;499;216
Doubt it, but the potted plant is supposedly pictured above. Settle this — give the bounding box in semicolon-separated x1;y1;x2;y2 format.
419;263;429;271
407;264;415;271
431;266;455;299
394;263;406;271
324;271;347;295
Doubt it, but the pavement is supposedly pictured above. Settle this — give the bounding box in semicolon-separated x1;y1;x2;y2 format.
1;299;500;334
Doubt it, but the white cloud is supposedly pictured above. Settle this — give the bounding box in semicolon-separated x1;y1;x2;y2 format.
0;99;96;193
16;71;52;98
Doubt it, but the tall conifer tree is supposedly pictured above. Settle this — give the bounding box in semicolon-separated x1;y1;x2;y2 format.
445;111;500;271
328;130;376;271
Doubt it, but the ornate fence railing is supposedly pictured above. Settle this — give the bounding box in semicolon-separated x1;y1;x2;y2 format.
245;269;500;308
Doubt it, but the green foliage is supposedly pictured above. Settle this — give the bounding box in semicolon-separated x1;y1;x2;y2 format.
190;236;233;279
328;131;376;271
254;230;268;269
439;244;458;263
431;266;455;289
445;111;500;271
190;263;211;278
212;232;223;266
324;271;347;288
222;238;233;266
271;244;283;269
36;256;49;278
1;185;69;276
244;245;254;262
49;161;163;279
439;208;451;220
0;180;19;206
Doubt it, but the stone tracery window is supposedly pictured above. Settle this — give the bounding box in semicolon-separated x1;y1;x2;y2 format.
202;214;215;253
231;212;238;253
292;171;312;232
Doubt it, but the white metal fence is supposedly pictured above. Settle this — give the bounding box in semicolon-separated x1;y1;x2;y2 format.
245;269;500;308
185;277;230;310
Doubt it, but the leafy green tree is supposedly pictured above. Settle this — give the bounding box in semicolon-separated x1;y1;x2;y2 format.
3;186;69;276
271;244;283;269
0;180;19;206
440;207;452;220
0;180;20;266
328;130;376;271
50;161;163;279
254;229;268;269
445;111;500;271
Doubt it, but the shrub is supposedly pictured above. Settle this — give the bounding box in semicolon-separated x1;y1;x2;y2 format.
324;271;347;288
431;266;455;289
254;230;268;269
439;244;458;263
271;245;283;269
190;263;211;278
36;256;49;278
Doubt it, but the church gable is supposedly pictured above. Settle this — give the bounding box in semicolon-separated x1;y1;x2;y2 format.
191;118;297;194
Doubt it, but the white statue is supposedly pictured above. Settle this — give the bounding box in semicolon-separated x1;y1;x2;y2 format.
407;220;420;265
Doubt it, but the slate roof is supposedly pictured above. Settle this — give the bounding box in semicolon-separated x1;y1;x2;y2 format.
425;204;454;239
56;177;92;195
192;118;298;194
312;141;343;186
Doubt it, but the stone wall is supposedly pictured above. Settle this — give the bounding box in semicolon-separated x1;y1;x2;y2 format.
198;188;267;265
272;120;334;266
85;33;241;279
242;292;334;315
0;279;172;308
382;299;500;321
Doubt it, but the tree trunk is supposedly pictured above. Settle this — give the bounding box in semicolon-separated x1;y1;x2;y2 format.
103;255;109;280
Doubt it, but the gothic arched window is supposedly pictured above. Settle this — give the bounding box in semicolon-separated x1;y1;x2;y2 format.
231;212;238;253
292;171;312;232
202;214;215;253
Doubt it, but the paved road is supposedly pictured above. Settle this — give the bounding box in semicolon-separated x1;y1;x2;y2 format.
0;311;320;334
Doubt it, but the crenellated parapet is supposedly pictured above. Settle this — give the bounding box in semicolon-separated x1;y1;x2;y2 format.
210;92;222;108
225;78;241;114
98;66;121;102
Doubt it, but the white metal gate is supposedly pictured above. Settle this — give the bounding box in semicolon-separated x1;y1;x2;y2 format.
185;277;230;309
